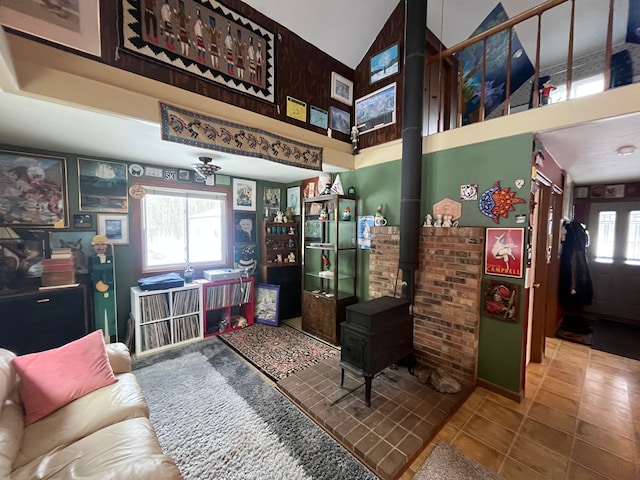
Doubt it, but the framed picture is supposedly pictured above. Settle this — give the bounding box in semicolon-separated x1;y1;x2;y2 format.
485;227;524;278
484;280;520;322
73;214;93;228
370;43;400;84
97;214;129;245
233;178;257;211
0;1;101;57
78;158;128;213
254;283;280;326
234;211;257;243
286;96;307;122
234;244;257;276
330;72;354;106
0;150;68;227
309;106;328;129
287;186;301;216
301;177;318;199
264;187;281;218
355;82;397;134
48;230;96;274
357;215;375;249
330;106;351;135
13;229;47;278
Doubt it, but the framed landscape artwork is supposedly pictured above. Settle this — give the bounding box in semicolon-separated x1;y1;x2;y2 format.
355;82;397;134
78;158;128;213
98;214;129;245
370;43;400;84
330;106;351;135
254;283;280;326
330;72;354;106
0;150;68;227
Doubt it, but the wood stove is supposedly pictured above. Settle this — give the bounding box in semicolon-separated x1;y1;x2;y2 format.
340;296;414;406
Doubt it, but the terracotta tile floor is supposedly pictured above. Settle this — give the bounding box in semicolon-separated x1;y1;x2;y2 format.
402;336;640;480
276;320;640;479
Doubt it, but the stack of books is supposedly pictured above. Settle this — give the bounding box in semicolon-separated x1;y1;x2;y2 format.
41;248;76;287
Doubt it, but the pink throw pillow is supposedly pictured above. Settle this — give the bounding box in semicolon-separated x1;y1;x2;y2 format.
12;330;118;425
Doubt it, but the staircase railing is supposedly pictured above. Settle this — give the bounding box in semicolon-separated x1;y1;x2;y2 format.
426;0;622;132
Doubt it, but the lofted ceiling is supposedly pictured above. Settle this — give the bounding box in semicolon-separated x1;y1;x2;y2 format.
0;0;638;185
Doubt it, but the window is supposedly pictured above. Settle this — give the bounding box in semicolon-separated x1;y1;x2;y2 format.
595;210;616;263
549;73;605;104
142;187;228;271
626;210;640;265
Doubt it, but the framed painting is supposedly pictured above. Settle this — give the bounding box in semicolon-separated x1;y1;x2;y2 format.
287;186;301;216
355;82;397;134
301;177;318;199
331;72;354;106
234;244;257;276
357;216;375;249
97;214;129;245
484;280;520;322
78;158;128;213
11;229;47;278
485;227;524;278
330;106;351;135
234;211;257;243
264;187;281;218
254;283;280;326
0;150;68;227
0;0;101;57
233;178;257;211
370;43;400;84
309;106;328;129
48;230;96;274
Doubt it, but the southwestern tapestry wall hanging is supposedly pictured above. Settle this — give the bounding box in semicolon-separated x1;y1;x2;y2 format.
160;103;323;171
121;0;276;103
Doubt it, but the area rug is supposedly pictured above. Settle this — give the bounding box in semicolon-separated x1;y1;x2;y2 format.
132;337;377;480
412;441;504;480
218;323;339;381
592;318;640;361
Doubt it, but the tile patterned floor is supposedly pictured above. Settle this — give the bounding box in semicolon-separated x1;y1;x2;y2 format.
402;337;640;480
275;320;640;479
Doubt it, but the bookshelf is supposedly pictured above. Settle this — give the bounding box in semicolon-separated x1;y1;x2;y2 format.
130;283;203;356
202;277;254;337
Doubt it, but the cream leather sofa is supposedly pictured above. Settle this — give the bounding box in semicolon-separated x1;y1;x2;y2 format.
0;342;183;480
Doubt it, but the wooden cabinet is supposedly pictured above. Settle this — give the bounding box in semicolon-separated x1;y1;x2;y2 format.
202;277;254;337
260;220;299;266
0;285;89;355
302;194;357;345
131;284;203;356
259;219;301;319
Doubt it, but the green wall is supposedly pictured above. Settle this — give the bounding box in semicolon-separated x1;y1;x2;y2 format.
338;133;533;395
3;132;533;396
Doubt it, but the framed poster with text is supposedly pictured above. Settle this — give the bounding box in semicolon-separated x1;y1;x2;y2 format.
484;227;524;278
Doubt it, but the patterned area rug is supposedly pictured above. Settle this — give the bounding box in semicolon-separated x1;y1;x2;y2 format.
412;441;504;480
132;337;376;479
219;323;339;381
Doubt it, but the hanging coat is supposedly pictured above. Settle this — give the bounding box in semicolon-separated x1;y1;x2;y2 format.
558;221;593;306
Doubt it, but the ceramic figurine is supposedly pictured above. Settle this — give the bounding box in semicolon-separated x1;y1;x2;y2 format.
343;206;351;221
274;211;284;223
443;215;453;227
423;214;432;227
287;252;295;263
434;214;443;227
319;207;328;222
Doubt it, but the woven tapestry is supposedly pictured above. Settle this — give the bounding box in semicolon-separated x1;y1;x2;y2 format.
160;103;323;171
121;0;276;103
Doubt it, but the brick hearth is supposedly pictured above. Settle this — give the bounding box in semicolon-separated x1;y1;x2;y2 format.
368;226;484;386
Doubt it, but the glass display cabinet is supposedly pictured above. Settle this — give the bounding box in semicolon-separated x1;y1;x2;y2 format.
301;194;357;345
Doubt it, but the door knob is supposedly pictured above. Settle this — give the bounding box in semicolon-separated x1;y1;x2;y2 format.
533;283;541;288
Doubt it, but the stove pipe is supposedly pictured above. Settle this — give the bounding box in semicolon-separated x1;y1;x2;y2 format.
399;0;426;299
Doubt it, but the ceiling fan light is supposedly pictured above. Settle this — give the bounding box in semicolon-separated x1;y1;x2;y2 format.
616;145;636;156
192;156;221;178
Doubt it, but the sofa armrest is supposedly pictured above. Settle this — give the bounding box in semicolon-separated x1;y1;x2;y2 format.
106;343;131;374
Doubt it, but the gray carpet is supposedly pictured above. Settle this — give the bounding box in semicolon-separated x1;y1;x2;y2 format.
133;337;378;480
412;441;505;480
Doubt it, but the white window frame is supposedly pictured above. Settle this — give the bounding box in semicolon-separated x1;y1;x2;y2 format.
141;186;229;272
589;202;640;266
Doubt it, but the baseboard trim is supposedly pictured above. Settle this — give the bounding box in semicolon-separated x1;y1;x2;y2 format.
477;378;523;403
